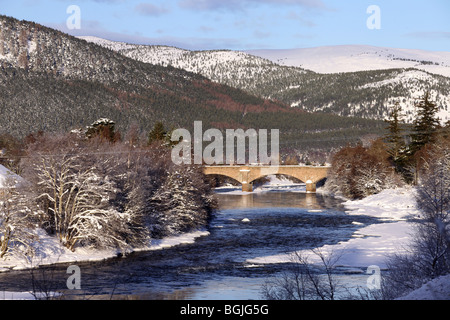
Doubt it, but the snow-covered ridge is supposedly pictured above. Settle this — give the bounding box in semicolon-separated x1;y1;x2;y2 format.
247;45;450;77
77;36;308;88
356;69;450;124
78;36;279;70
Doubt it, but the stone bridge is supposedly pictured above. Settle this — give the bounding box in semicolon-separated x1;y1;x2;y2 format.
203;165;330;192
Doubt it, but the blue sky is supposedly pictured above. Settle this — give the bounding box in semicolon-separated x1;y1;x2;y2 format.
1;0;449;51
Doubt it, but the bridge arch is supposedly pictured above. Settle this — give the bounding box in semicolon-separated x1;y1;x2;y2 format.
205;173;241;188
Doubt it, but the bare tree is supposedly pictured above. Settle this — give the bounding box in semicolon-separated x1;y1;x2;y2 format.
414;152;450;275
262;249;343;300
325;140;402;199
381;144;450;299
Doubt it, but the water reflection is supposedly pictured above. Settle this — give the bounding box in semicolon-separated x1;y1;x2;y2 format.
216;191;343;211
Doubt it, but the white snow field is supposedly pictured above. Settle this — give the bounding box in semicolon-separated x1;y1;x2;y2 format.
247;45;450;77
0;164;23;188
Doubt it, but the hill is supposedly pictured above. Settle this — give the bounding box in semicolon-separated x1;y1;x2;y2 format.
0;15;385;153
82;37;450;124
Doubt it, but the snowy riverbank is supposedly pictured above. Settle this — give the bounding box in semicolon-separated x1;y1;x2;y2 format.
246;185;450;300
246;187;419;268
2;180;420;273
0;229;210;273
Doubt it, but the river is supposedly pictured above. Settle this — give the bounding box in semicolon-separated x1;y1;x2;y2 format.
0;187;382;300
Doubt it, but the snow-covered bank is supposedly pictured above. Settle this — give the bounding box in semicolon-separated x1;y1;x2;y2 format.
0;229;209;273
396;274;450;300
247;187;419;268
247;186;450;299
218;180;422;270
214;175;307;195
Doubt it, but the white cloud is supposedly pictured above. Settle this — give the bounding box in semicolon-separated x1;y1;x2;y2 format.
178;0;327;12
45;19;253;50
134;3;170;16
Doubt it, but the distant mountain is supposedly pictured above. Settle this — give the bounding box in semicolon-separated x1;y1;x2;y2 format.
0;15;385;153
247;45;450;77
82;37;450;124
249;46;450;124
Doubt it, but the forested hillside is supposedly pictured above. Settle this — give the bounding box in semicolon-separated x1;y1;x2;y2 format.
0;15;385;153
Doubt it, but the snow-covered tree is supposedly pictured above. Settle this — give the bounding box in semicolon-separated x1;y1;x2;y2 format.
23;134;143;251
20;130;217;250
85;118;120;142
0;178;37;259
150;164;216;237
415;148;450;275
410;91;440;154
325;140;402;199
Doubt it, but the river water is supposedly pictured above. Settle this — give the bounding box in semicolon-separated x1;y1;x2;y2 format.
0;187;382;300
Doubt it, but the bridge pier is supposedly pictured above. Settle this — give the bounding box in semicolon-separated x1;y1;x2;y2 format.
242;182;253;192
239;168;253;192
306;180;316;193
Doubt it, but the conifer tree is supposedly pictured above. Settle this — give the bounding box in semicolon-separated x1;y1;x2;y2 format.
147;121;167;145
148;121;176;146
85;118;120;142
410;91;440;154
384;101;407;171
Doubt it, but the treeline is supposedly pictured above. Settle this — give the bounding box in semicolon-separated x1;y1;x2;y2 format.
0;119;217;259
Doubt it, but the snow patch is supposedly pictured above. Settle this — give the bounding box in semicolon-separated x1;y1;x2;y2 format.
0;164;23;188
396;275;450;300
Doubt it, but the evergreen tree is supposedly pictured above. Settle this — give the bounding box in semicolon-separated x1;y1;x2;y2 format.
384;101;407;172
85;118;120;142
410;91;440;154
148;121;167;145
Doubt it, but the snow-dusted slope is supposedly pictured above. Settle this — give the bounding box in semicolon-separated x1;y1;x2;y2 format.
359;69;450;123
397;274;450;300
79;36;283;72
77;36;309;95
247;45;450;77
79;37;450;123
